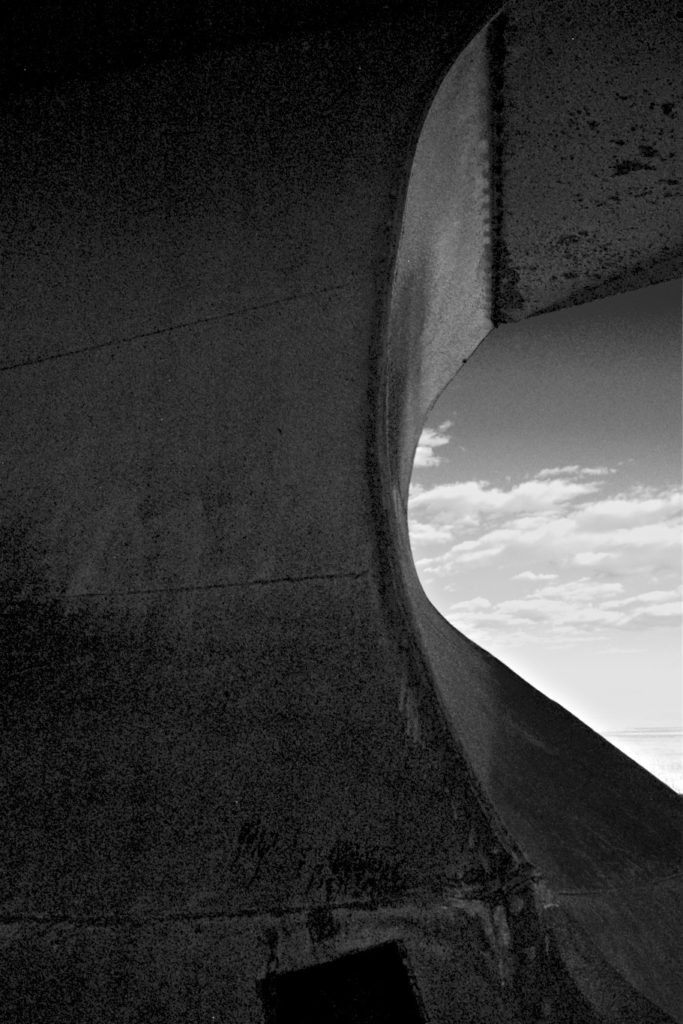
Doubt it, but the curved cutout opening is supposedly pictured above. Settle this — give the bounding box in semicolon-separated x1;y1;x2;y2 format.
408;280;682;792
379;0;682;885
379;2;682;1016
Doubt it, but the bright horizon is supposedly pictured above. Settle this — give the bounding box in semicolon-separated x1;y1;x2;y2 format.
408;280;682;741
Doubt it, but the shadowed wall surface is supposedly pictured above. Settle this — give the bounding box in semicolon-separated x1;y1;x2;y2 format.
1;0;681;1020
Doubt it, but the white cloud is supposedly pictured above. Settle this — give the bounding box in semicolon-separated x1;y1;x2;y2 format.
535;465;581;478
536;465;613;479
409;465;683;648
530;578;624;601
408;520;454;544
411;475;682;580
446;572;681;643
448;596;492;612
603;588;682;609
446;579;682;646
513;570;558;581
429;515;680;575
413;421;453;468
629;601;682;621
409;475;600;526
575;490;682;530
574;552;611;566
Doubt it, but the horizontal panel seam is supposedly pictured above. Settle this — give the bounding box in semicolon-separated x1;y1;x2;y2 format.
0;568;371;603
0;276;360;374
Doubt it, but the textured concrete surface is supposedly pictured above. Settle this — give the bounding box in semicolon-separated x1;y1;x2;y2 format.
493;0;682;321
1;898;631;1023
388;28;493;494
392;563;682;1019
391;0;683;497
1;0;681;1020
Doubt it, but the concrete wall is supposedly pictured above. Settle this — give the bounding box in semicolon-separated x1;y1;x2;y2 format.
1;0;681;1020
1;11;524;1021
494;0;682;321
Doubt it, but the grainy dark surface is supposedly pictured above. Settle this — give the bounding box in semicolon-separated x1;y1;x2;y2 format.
1;0;681;1020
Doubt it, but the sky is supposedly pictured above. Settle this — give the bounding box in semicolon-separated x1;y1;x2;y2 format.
408;279;682;739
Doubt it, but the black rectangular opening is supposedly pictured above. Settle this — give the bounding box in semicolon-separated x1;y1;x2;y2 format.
262;942;424;1024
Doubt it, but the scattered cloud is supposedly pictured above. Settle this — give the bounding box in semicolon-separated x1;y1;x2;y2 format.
574;552;611;566
603;589;682;609
409;521;454;544
446;579;682;648
574;489;681;529
409;464;683;648
409;475;600;535
445;596;493;614
411;469;682;576
536;465;614;479
413;421;453;468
